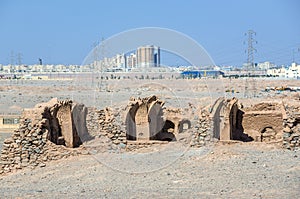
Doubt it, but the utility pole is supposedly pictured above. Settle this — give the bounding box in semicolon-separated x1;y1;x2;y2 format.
244;30;257;98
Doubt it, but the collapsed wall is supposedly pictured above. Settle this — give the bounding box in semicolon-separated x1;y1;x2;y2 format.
85;95;212;151
190;108;212;147
86;106;127;151
242;102;285;143
210;96;300;150
283;105;300;150
0;98;90;174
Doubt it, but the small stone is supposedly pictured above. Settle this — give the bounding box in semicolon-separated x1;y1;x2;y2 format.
113;139;120;144
283;126;291;133
4;138;13;144
16;164;22;169
39;163;46;167
81;150;89;155
34;148;41;153
2;144;10;148
4;167;10;172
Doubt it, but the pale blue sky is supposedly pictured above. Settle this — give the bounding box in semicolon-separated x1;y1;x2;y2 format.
0;0;299;66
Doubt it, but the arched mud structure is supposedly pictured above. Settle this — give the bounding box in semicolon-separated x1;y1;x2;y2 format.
125;95;191;142
211;97;253;142
125;96;164;141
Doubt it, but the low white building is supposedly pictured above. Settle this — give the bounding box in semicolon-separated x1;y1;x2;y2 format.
257;61;275;70
267;63;300;79
286;63;300;78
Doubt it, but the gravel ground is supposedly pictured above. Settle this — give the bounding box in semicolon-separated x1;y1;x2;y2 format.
1;77;300;198
1;77;299;114
0;142;299;198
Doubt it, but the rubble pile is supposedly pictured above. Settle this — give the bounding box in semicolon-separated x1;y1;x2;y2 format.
87;107;127;147
190;109;212;147
283;105;300;150
126;141;168;152
98;107;127;146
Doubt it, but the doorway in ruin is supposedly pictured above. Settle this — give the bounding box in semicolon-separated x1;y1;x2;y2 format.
261;127;277;142
229;103;238;140
179;119;191;133
229;104;253;142
156;120;176;141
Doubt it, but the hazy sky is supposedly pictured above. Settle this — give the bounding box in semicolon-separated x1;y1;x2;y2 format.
0;0;299;66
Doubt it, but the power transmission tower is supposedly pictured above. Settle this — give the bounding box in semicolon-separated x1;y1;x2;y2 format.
292;48;300;63
17;53;23;65
10;51;15;74
244;30;257;98
98;37;106;91
10;51;15;65
91;41;99;87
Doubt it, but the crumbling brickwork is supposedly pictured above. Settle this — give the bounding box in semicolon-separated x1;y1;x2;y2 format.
0;99;90;174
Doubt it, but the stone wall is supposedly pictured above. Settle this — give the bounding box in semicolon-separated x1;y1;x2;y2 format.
0;99;90;174
190;109;212;147
283;105;300;150
86;107;127;150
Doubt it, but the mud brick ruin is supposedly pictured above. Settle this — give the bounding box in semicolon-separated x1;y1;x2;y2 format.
283;104;300;149
1;95;299;174
0;99;91;174
86;95;200;151
125;95;193;141
211;97;300;149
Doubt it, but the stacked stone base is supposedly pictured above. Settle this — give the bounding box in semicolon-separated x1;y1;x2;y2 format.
190;109;212;147
0;118;89;175
283;105;300;150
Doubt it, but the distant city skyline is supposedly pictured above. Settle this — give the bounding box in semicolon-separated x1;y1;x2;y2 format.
0;0;299;66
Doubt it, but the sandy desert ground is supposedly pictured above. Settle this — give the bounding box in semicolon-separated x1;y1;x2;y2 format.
0;142;299;198
1;75;299;114
0;75;300;198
